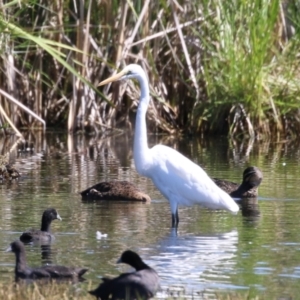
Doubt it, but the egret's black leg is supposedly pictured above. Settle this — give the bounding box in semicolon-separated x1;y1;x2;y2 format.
172;214;176;228
171;202;179;228
171;208;179;228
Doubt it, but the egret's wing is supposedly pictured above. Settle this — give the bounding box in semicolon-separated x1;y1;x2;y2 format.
149;145;238;211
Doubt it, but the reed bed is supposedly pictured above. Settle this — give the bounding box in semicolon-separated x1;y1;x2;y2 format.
0;0;299;138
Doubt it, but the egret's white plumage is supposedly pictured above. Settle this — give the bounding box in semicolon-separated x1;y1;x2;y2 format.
99;64;239;227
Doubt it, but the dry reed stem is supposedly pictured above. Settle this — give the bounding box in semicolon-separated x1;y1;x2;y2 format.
130;16;205;47
0;104;23;137
116;1;128;64
0;89;46;130
158;13;184;69
171;1;200;100
123;0;151;58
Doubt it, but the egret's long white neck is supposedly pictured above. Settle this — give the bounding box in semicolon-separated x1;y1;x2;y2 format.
133;71;151;176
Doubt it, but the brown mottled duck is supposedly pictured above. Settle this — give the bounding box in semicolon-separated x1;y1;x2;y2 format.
80;181;151;202
212;166;263;198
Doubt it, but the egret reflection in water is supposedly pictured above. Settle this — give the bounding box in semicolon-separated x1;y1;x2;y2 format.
149;229;239;296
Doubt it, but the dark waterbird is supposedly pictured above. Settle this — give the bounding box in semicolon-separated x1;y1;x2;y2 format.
80;181;151;202
20;208;62;243
89;250;160;300
212;166;263;198
7;240;88;281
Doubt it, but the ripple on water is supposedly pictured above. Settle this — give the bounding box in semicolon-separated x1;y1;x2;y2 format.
147;230;239;294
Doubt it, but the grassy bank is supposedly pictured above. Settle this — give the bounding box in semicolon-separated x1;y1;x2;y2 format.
0;0;299;137
0;280;90;300
0;280;266;300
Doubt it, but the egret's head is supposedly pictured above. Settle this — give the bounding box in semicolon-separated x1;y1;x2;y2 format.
98;64;145;86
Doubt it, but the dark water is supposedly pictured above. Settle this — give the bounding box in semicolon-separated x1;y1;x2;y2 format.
1;132;300;299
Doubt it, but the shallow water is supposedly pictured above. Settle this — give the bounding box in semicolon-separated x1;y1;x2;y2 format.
0;133;300;299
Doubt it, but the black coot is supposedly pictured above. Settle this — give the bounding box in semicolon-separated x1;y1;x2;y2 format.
20;208;62;243
89;250;159;300
7;240;88;281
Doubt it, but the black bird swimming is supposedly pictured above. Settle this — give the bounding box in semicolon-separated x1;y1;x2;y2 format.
20;208;62;243
89;250;159;300
81;181;151;202
212;166;263;198
7;240;88;281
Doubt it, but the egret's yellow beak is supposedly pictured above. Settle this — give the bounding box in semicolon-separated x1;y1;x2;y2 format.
98;70;127;86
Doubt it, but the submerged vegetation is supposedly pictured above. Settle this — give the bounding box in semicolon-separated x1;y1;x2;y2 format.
0;0;299;138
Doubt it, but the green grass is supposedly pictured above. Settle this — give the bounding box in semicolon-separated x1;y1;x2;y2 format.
192;0;300;136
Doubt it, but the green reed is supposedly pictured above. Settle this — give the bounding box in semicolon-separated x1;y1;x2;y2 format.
193;0;300;136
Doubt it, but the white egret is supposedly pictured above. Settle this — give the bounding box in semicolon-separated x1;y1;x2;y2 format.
99;64;239;227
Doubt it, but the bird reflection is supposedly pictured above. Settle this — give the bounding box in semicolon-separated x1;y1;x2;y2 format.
151;228;238;296
41;244;53;265
240;197;260;224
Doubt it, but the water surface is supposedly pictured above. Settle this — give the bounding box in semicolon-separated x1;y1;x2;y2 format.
0;133;300;299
